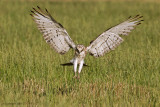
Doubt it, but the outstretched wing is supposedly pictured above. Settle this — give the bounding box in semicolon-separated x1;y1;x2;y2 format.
87;15;143;57
30;6;76;54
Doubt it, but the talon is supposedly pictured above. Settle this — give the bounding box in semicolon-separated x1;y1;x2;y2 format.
73;75;77;79
77;74;80;79
77;76;80;79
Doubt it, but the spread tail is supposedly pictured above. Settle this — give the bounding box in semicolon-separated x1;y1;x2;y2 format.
60;63;89;67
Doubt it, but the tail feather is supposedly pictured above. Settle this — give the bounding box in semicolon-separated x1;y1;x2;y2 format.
60;63;89;67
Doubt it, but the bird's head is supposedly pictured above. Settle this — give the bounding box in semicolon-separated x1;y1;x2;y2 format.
76;45;85;53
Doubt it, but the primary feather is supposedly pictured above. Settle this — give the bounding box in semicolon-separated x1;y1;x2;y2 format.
30;6;76;54
87;15;143;57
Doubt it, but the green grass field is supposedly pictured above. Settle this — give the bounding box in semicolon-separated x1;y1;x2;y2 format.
0;0;160;106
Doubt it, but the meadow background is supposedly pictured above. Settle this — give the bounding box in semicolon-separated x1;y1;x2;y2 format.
0;0;160;106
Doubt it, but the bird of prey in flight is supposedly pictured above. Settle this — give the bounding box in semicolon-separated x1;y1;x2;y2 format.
30;6;143;79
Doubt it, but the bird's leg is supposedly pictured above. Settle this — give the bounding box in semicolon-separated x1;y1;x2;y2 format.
77;60;84;79
73;59;78;78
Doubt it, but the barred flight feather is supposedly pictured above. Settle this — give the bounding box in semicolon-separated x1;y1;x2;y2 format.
30;6;76;54
87;15;143;57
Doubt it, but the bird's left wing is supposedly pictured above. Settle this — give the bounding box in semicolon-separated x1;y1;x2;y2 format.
30;6;76;54
87;15;143;57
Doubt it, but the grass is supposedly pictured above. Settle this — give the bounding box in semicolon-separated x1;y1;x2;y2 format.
0;0;160;106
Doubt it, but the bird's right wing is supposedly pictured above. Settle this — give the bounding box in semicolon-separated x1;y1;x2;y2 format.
30;6;76;54
87;15;143;57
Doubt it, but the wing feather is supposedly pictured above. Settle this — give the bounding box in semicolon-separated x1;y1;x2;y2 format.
30;6;76;54
87;15;143;57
